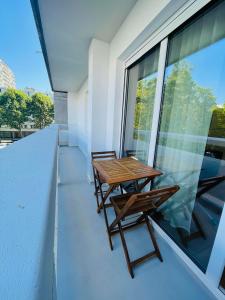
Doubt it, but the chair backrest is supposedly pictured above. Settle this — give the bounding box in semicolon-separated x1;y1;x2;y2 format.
125;149;145;158
120;185;179;218
197;175;225;197
91;151;117;161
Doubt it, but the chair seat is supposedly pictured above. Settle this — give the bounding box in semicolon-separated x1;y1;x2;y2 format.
110;192;156;217
110;193;135;213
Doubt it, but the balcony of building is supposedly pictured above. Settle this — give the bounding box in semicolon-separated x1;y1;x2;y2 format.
0;126;216;299
1;0;225;299
57;144;215;300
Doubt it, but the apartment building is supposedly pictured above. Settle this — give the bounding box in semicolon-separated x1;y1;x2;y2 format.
0;59;16;91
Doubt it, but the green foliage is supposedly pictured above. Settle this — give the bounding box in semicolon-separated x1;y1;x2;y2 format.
0;89;54;130
134;77;156;130
0;89;30;131
132;60;225;145
28;93;54;129
161;61;216;137
209;104;225;138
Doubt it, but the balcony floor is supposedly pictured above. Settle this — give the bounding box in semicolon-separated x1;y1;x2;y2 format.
57;146;215;300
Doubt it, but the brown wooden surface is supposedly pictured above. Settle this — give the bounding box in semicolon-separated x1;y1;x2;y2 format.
92;157;162;185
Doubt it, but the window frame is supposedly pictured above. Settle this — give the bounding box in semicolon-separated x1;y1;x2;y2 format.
120;43;161;162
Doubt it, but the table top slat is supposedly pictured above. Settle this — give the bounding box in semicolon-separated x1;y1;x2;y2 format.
93;157;162;184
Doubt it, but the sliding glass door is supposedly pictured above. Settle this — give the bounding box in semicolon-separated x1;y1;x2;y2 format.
122;46;159;163
152;0;225;271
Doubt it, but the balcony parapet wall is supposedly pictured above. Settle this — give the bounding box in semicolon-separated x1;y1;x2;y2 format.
0;125;59;299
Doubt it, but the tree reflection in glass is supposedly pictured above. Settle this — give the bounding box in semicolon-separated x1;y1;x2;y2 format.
123;46;159;163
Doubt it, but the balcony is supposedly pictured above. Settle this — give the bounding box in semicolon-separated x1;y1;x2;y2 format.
0;127;216;299
3;0;225;298
56;145;215;300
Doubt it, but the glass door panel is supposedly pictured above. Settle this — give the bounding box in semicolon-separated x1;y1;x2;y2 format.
153;0;225;271
123;46;159;163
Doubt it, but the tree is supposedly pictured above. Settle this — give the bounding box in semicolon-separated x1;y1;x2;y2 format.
131;60;219;154
0;105;4;127
209;104;225;138
133;76;157;140
28;93;54;129
0;89;30;135
161;61;216;136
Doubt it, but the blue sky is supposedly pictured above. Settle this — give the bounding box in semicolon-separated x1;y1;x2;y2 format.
0;0;51;92
166;38;225;105
188;38;225;105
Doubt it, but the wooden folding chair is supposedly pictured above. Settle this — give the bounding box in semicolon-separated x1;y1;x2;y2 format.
91;151;118;210
125;149;146;159
197;175;225;198
108;185;180;278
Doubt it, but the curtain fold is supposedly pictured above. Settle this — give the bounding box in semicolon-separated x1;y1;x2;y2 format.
168;1;225;66
155;0;225;232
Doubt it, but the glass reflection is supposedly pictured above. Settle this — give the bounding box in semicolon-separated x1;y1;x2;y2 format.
123;46;159;163
153;1;225;271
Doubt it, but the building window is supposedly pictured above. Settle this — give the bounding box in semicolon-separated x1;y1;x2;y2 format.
122;45;159;163
152;0;225;271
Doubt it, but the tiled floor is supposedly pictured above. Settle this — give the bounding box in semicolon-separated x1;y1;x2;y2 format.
57;146;215;300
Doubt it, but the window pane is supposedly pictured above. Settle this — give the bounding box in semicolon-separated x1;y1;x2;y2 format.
123;46;159;163
153;1;225;271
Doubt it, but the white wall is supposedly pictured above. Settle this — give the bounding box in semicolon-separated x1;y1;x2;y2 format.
68;92;78;146
54;92;68;125
68;37;110;180
67;0;189;172
68;80;89;157
88;39;110;152
106;0;189;152
0;126;58;300
76;80;88;157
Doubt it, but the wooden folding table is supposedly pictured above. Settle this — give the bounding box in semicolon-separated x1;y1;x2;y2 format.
92;157;162;248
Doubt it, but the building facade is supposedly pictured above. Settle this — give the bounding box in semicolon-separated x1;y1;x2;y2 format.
32;0;225;298
0;59;16;91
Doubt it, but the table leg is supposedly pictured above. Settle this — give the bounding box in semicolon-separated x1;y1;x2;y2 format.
136;177;151;192
97;184;117;213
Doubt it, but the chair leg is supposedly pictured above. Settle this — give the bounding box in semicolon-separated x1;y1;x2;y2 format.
92;168;100;210
118;221;134;278
98;183;104;207
145;215;163;262
119;184;124;195
136;213;145;224
102;202;114;251
134;180;139;192
96;172;105;214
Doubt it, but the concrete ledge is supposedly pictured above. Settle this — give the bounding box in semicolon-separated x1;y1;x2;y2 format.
0;126;58;300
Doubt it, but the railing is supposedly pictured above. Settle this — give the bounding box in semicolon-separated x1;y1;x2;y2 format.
0;125;59;300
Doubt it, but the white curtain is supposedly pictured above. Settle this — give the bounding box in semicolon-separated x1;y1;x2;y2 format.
155;0;225;232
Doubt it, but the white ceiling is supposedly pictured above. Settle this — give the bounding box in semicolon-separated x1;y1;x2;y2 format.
37;0;137;92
